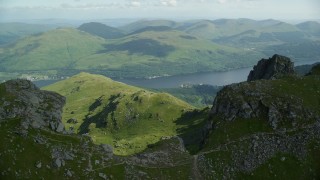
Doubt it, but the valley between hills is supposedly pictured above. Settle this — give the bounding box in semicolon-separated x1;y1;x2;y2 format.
0;19;320;81
1;54;320;179
1;18;320;179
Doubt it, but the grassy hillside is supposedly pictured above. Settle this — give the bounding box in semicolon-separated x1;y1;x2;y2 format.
0;23;56;46
1;19;319;81
0;117;199;179
43;72;201;155
0;26;266;79
119;19;178;33
156;84;221;108
2;58;320;179
78;22;125;39
0;28;106;71
80;29;264;77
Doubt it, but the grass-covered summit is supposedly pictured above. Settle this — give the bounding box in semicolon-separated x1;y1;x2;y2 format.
43;72;201;155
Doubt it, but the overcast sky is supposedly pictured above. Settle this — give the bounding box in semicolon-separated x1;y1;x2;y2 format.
0;0;319;21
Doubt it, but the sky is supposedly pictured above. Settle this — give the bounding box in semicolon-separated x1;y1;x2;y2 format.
0;0;319;21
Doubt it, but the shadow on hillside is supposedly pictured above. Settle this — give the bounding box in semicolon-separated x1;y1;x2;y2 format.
78;94;120;134
97;38;175;57
174;107;211;154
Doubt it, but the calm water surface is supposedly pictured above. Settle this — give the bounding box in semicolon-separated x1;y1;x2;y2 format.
35;59;319;89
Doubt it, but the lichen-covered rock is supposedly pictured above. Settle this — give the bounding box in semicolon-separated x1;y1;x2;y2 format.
247;54;295;81
0;79;65;132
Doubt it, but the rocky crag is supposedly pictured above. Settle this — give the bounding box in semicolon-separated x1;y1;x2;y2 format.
203;54;320;178
212;54;317;128
0;79;66;132
247;54;295;81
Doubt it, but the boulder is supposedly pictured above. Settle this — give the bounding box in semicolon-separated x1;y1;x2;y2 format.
247;54;295;81
67;118;78;124
54;158;62;168
100;144;113;158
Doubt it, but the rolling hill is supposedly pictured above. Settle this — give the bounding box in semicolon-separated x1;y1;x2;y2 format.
296;21;320;36
0;28;106;71
0;22;56;46
119;19;178;33
78;22;125;39
0;25;265;79
1;55;320;179
0;18;319;82
43;72;202;155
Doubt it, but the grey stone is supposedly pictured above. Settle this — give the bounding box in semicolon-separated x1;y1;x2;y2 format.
54;158;62;168
66;170;72;177
56;122;64;133
0;79;65;133
100;144;113;154
99;173;107;180
65;152;75;160
35;161;42;168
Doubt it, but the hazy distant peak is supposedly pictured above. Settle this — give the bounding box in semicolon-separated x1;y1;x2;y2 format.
78;22;124;39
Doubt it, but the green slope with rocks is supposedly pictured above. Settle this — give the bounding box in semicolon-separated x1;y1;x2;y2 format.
1;55;320;179
43;72;202;155
197;56;320;179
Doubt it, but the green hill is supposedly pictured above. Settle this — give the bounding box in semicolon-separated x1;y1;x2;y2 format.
0;27;265;79
43;72;200;155
0;22;56;46
78;22;125;39
0;28;106;71
1;19;319;81
78;29;264;77
119;19;178;33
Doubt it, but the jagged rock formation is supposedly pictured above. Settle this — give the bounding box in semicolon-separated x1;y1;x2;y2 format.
202;58;320;179
0;79;66;132
247;54;295;81
211;80;318;129
212;56;318;129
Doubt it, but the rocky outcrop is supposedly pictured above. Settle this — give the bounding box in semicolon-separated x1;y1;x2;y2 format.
210;54;318;129
210;80;318;129
0;79;65;132
247;54;295;81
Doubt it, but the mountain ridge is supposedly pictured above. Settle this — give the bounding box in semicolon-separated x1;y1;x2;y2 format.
1;55;320;178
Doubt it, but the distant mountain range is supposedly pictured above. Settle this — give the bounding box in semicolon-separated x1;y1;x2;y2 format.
0;19;319;80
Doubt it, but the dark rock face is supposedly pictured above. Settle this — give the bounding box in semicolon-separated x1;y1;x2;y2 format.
210;80;317;129
247;54;295;81
0;79;66;132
